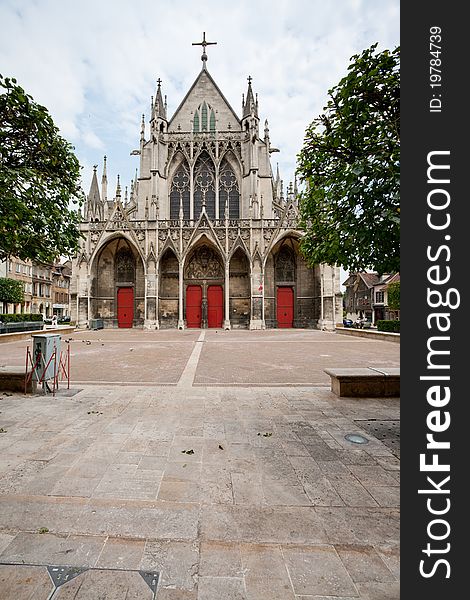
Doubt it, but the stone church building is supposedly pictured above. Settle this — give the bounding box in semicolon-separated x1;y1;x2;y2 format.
71;37;341;330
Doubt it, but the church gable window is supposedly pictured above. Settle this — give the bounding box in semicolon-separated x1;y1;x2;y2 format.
170;159;190;219
194;151;216;219
219;158;240;219
193;101;216;133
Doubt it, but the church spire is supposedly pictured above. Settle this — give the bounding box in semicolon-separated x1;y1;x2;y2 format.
116;174;121;200
154;78;166;119
101;155;108;202
87;164;103;221
243;76;258;119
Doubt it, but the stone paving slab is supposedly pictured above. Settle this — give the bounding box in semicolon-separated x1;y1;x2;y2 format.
0;328;399;386
0;564;156;599
0;330;399;598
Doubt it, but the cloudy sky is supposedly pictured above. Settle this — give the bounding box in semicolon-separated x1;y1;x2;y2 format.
1;0;399;282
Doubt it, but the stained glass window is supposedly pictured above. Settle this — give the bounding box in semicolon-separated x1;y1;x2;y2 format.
170;160;190;219
115;247;135;282
194;151;216;219
201;102;208;130
219;159;239;219
276;245;296;282
193;102;216;134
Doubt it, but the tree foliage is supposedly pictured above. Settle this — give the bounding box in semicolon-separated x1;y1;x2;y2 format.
387;280;400;310
297;44;400;274
0;277;24;304
0;75;84;263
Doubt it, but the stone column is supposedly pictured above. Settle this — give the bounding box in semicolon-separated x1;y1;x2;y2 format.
177;261;184;329
223;263;231;330
86;273;91;326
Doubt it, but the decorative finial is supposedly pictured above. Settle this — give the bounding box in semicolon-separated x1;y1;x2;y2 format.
157;77;162;88
247;75;252;86
192;32;217;67
93;165;97;173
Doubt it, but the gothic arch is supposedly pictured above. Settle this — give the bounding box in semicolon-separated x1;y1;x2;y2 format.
90;236;146;326
184;240;224;280
168;150;188;181
228;236;250;262
184;230;224;261
264;230;302;267
90;231;147;277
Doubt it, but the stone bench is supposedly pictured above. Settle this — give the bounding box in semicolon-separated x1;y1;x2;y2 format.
0;367;37;393
324;367;400;397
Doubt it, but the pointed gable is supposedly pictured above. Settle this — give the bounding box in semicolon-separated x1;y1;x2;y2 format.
169;69;241;132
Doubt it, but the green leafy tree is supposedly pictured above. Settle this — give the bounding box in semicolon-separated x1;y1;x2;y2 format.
297;44;399;274
387;280;400;310
0;277;24;304
0;75;84;263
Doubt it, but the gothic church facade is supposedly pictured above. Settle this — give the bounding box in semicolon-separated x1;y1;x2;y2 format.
71;41;341;330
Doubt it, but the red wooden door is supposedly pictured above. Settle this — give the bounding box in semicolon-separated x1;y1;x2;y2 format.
117;287;134;328
207;285;223;328
186;285;202;328
277;287;294;328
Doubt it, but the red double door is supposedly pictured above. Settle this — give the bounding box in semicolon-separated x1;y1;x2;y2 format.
186;285;223;328
117;287;134;328
277;286;294;328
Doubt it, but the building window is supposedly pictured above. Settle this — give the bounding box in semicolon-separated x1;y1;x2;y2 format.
219;159;239;219
16;263;21;273
194;151;216;219
170;160;190;219
115;247;135;283
193;101;216;133
276;244;296;282
375;291;384;303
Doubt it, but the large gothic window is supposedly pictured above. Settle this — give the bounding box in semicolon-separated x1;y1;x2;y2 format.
275;244;296;283
219;158;240;219
170;159;190;219
194;151;216;219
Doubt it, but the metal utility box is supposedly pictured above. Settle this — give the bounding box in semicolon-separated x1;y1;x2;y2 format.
32;334;61;381
89;318;104;330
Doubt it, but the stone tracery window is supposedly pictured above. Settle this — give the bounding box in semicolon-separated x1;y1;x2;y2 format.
194;151;216;219
115;247;135;282
219;158;240;219
275;244;296;282
170;159;190;219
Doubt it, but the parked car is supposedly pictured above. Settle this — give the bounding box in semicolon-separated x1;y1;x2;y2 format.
343;318;353;328
354;317;372;329
59;315;71;324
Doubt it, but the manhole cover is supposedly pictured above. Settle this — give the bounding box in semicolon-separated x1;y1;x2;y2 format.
354;419;400;457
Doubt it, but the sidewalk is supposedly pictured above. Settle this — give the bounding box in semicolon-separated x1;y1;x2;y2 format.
0;330;399;599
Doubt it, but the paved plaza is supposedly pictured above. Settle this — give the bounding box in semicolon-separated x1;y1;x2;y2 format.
0;330;400;599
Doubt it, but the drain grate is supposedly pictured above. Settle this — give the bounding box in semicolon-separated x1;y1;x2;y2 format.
354;419;400;457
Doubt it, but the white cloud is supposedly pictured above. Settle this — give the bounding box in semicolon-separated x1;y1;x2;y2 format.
1;0;399;202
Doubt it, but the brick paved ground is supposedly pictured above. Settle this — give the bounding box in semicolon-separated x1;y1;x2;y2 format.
0;330;399;599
